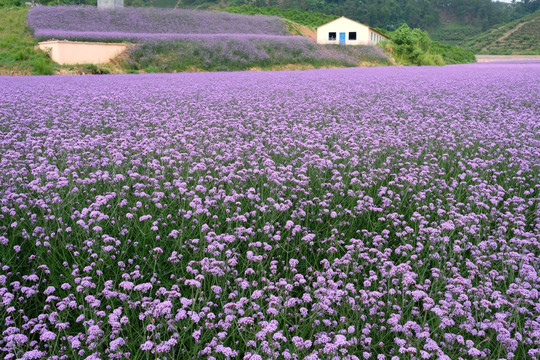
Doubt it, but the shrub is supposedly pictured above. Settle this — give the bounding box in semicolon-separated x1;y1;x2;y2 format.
390;24;431;65
384;23;475;65
83;63;110;74
430;41;476;64
30;56;54;75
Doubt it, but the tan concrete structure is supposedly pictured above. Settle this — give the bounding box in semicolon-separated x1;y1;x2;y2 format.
38;40;128;65
98;0;123;9
317;17;389;45
475;55;540;62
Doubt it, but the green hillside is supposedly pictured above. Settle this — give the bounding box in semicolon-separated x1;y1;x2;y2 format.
222;5;338;29
430;23;484;46
463;10;540;54
0;8;54;75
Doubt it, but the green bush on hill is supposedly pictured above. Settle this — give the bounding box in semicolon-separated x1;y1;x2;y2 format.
430;41;476;64
222;5;338;29
383;23;475;65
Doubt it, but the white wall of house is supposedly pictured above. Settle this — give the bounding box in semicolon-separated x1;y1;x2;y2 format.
317;17;388;45
368;29;387;44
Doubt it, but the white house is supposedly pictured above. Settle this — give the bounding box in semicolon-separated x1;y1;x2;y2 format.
317;17;389;45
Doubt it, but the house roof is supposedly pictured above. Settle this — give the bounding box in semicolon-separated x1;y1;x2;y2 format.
369;27;389;39
317;16;390;39
317;16;364;30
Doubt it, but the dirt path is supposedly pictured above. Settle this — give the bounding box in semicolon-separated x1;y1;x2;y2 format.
285;20;317;39
297;25;316;39
499;21;528;42
480;19;533;53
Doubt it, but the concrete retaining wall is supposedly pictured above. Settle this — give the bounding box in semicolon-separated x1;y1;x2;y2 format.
38;40;128;65
98;0;124;9
475;55;540;62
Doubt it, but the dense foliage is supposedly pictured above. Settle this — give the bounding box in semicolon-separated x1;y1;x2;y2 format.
0;8;54;75
383;24;475;65
429;41;477;64
222;5;338;28
1;63;539;359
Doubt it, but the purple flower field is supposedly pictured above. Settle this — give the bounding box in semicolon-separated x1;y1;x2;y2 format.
0;63;539;359
122;38;390;72
28;6;288;42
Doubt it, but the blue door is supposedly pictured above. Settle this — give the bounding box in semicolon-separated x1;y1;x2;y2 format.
339;32;346;45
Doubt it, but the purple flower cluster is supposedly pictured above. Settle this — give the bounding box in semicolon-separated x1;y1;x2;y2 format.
27;6;289;41
123;37;389;72
31;29;296;43
0;62;539;359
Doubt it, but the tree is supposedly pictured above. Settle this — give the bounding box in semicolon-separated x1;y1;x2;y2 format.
391;23;432;64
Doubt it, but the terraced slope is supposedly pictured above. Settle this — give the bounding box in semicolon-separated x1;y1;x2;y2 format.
463;11;540;55
27;5;290;41
20;5;392;73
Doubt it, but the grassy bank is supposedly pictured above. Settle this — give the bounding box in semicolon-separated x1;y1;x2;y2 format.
0;7;55;75
221;5;338;29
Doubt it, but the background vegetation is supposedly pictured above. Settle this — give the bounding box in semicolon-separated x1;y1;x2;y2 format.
221;5;338;28
4;0;538;45
462;9;540;54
